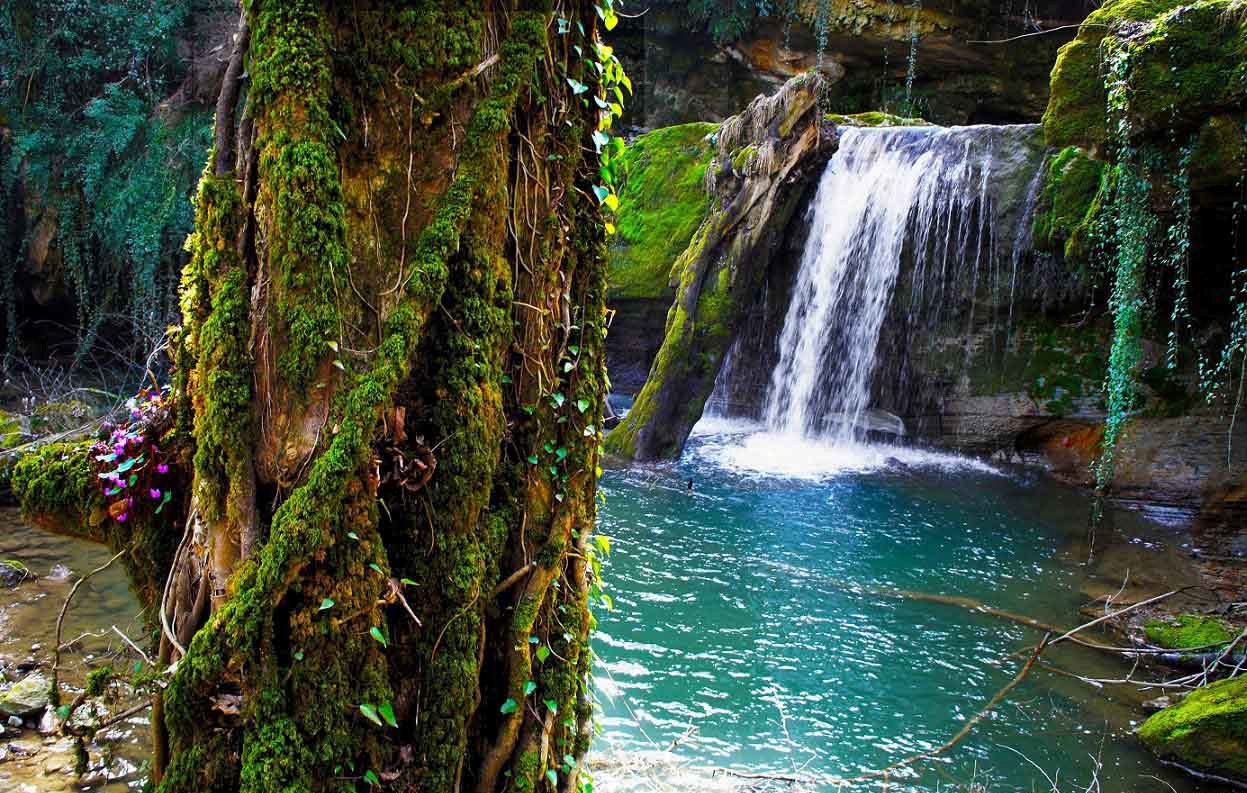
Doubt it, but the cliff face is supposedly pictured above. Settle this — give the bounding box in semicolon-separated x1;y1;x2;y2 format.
0;1;235;352
614;0;1089;129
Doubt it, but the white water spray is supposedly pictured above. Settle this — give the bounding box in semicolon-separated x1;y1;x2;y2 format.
762;125;1039;443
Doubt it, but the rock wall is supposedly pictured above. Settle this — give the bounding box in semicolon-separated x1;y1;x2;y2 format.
614;0;1089;129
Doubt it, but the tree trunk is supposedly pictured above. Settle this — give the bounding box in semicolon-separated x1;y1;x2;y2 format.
11;1;614;791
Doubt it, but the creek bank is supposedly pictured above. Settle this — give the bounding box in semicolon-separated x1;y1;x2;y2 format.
0;509;151;791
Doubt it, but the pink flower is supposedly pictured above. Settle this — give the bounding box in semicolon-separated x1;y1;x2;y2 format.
117;513;128;523
150;488;161;499
157;463;169;475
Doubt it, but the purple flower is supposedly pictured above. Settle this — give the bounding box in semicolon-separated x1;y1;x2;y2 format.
150;488;161;500
157;463;169;475
117;513;128;523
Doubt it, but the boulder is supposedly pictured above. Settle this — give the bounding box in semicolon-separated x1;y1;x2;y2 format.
0;672;52;719
1138;675;1247;782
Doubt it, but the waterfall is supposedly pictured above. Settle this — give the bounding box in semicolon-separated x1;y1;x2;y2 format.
762;124;1042;443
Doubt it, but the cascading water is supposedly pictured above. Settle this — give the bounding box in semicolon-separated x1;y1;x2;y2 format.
760;124;1042;446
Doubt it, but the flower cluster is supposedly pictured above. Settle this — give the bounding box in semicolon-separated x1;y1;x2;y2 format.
91;386;174;524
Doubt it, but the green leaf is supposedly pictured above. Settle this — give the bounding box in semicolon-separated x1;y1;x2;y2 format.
592;185;610;204
566;77;588;95
594;535;611;555
379;702;398;728
547;769;559;786
318;598;335;611
527;454;540;465
359;704;383;727
528;635;540;644
364;769;380;786
555;447;568;461
370;626;388;648
543;699;559;715
603;193;620;212
551;392;566;407
576;398;590;413
369;562;384;575
500;698;519;715
524;680;538;696
293;650;305;661
591;130;610;152
536;645;551;663
400;577;417;586
347;531;360;540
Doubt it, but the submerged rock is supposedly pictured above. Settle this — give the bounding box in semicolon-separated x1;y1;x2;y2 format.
0;672;52;718
1138;675;1247;782
0;560;28;588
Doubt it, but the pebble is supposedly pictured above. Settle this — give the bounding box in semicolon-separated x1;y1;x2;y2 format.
7;715;22;727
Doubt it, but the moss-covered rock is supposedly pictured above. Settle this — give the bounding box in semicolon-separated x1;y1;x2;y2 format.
1138;675;1247;780
1032;146;1107;260
0;410;22;450
609;122;718;301
1144;614;1234;649
1044;0;1247;150
825;111;927;128
606;72;834;459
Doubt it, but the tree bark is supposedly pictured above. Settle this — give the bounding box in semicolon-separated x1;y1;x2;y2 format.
12;1;612;791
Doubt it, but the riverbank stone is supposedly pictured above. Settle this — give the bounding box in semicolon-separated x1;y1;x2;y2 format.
1138;675;1247;781
0;672;52;718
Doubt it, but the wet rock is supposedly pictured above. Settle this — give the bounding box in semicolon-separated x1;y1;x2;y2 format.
0;561;26;588
46;565;71;582
0;672;52;718
37;709;59;735
1139;675;1247;782
6;715;22;728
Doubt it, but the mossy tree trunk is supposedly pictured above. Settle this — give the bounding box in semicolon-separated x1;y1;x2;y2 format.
12;1;612;791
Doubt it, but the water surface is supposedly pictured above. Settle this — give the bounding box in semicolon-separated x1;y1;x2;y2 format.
593;422;1206;792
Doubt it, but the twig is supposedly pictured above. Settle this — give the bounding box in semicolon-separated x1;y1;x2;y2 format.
54;548;128;681
1049;589;1179;647
967;24;1108;44
111;625;153;666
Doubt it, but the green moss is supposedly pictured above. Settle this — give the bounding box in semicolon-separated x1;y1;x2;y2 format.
1043;0;1247;149
1033;147;1107;259
1191;114;1247;190
0;410;22;449
608;122;717;301
1138;675;1247;779
825;111;928;127
1144;614;1234;649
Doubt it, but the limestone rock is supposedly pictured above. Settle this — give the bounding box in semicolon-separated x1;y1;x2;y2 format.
0;673;52;719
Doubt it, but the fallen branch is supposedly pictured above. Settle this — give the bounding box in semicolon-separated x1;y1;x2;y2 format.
847;634;1050;783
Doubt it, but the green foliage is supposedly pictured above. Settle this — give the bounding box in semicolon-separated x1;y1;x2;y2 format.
0;0;217;353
